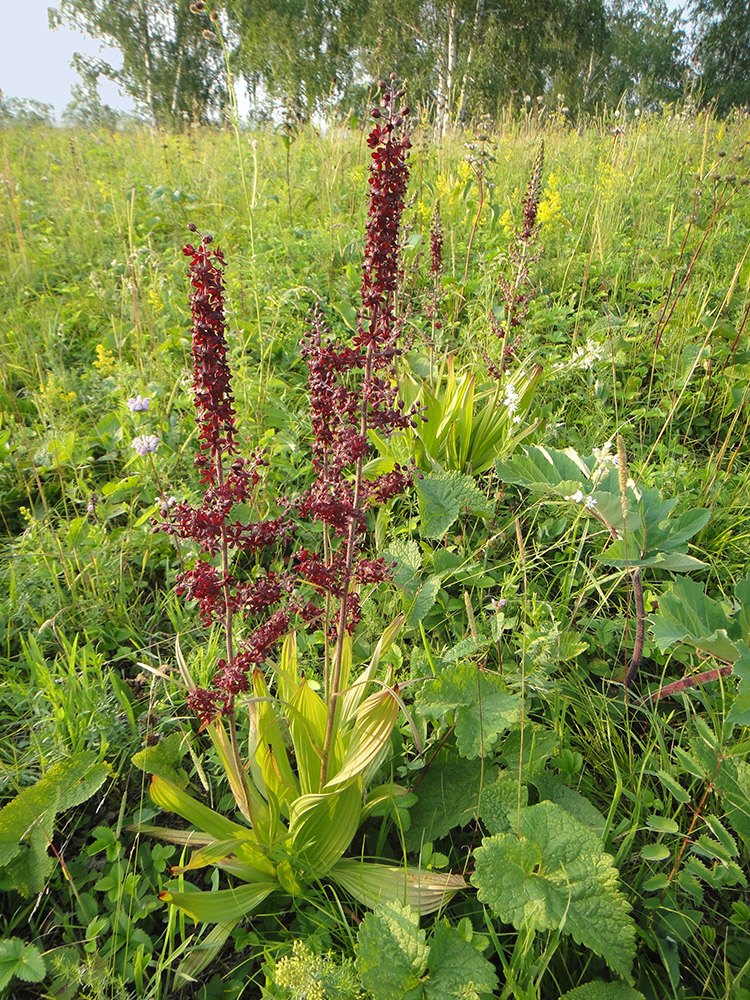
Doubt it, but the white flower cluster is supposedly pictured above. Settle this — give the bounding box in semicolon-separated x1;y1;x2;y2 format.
564;487;598;510
552;339;605;374
503;385;522;424
591;440;620;483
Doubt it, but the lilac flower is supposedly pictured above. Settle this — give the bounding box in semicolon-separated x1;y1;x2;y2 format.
132;435;160;456
127;395;151;412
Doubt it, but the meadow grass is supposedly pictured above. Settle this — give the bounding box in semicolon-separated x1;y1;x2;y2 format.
1;106;750;998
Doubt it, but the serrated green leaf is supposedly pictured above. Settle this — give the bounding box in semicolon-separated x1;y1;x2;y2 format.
733;573;750;643
643;874;670;891
356;902;429;1000
691;834;733;863
533;773;606;834
480;772;526;835
641;844;671;861
406;575;442;628
645;815;679;834
417;471;494;539
132;732;189;788
0;752;108;896
703;815;738;857
405;750;485;853
0;939;46;990
415;662;521;758
653;770;690;804
385;539;423;594
728;648;750;726
424;920;498;1000
471;802;635;977
723;761;750;845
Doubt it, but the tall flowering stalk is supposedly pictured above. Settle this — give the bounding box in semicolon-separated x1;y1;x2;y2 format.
487;139;544;376
162;230;293;748
426;200;444;378
136;79;469;944
162;77;414;786
298;74;415;783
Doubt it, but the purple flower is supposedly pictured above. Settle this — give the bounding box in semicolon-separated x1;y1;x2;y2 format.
132;435;160;456
127;395;151;412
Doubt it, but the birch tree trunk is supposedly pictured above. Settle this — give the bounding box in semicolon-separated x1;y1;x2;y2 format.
445;1;457;133
436;1;457;141
136;0;156;124
171;45;184;117
458;0;484;124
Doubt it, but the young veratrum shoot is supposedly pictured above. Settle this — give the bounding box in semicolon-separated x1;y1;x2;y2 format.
136;76;465;972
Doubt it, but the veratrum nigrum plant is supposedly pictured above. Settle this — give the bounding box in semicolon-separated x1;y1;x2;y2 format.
133;76;466;981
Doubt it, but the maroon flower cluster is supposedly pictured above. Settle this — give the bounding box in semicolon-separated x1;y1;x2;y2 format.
430;201;443;279
164;81;416;727
161;232;294;723
295;78;415;635
182;232;237;481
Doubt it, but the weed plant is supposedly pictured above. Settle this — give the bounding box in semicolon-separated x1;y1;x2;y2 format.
1;100;750;999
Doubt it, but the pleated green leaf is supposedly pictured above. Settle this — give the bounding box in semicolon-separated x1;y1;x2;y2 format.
159;880;276;923
331;859;466;915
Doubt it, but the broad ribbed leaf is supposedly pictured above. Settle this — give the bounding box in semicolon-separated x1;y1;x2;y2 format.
171;837;250;875
341;616;405;724
174;922;236;985
159;880;275;923
252;670;298;812
331;860;466;915
288;779;362;874
287;677;340;795
327;688;399;788
272;632;299;705
149;776;274;876
471;802;635;977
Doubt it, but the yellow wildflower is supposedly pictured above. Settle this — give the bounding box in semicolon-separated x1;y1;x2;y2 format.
93;343;115;373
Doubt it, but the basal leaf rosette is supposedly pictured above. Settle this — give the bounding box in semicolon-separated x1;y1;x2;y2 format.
471;801;636;978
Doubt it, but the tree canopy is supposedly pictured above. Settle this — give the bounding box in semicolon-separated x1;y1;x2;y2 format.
37;0;750;126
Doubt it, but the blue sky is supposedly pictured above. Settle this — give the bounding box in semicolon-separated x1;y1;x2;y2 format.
2;1;135;117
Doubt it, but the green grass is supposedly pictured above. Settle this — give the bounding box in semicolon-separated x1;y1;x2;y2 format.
1;106;750;999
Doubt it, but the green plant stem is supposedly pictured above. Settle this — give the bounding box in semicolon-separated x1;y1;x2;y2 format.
320;343;375;787
625;567;645;687
456;169;484;320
